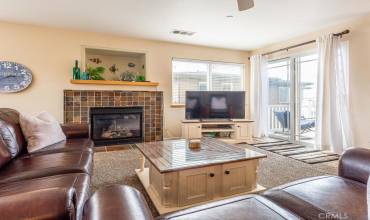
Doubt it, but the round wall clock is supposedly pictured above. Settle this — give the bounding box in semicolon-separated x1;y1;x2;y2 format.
0;61;33;93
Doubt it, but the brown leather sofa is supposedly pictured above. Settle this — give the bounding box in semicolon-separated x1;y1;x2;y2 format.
2;108;368;219
0;108;93;220
83;147;370;220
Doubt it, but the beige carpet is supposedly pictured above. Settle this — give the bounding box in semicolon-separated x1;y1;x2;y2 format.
91;144;338;217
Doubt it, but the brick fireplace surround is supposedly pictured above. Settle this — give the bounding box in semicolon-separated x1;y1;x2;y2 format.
64;90;163;142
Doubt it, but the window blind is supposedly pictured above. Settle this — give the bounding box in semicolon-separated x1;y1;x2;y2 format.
172;59;244;104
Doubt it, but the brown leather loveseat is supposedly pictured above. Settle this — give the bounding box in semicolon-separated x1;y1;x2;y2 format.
0;108;93;220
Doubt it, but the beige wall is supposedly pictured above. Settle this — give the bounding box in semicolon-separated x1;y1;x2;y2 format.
0;22;250;138
252;15;370;148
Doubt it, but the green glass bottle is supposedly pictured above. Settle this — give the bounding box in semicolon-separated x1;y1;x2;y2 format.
73;60;81;80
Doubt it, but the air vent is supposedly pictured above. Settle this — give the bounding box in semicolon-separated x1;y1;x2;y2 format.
171;29;196;36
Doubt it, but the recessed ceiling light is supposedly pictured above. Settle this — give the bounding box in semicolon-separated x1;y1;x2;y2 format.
171;29;196;36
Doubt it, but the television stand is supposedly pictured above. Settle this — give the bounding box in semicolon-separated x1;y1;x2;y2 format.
181;119;254;144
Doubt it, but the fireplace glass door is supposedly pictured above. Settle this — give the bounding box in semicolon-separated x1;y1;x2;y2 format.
90;107;143;146
92;114;141;140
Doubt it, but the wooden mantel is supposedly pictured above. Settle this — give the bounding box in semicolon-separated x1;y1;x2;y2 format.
70;79;159;87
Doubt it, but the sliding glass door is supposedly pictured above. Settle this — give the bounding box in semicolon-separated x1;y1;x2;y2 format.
267;54;318;145
295;54;318;144
267;59;292;140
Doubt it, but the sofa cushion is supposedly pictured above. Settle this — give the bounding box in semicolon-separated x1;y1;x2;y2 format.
263;175;367;220
0;187;76;220
159;194;300;220
83;185;154;220
0;150;93;184
0;108;27;159
19;111;66;153
0;173;90;220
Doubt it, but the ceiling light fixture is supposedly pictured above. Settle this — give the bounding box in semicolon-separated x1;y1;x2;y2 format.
237;0;254;11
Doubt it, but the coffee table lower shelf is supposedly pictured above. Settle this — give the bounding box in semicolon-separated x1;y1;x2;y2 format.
135;168;265;215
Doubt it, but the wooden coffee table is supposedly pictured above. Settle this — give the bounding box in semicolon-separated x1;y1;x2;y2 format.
135;138;267;214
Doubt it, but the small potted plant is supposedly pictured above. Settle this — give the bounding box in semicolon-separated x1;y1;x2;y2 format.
136;75;146;82
86;66;105;80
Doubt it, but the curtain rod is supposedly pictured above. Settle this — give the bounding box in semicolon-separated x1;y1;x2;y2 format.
249;29;350;59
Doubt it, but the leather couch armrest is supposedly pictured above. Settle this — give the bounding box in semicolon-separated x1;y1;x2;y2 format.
0;187;77;220
339;147;370;184
62;123;89;139
83;185;154;220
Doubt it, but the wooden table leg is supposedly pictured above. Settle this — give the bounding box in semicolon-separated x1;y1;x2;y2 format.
140;155;146;171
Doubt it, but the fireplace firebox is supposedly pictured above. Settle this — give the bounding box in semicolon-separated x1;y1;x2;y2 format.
90;107;143;146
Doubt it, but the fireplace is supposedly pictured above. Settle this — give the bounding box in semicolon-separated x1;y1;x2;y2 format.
90;107;143;146
64;90;163;142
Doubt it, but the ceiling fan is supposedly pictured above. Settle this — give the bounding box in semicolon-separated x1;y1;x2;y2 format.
237;0;255;11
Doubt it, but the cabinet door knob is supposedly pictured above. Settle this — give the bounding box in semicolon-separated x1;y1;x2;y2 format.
225;170;230;175
209;173;215;177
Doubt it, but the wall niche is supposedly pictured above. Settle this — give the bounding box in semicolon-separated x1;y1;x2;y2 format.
82;47;146;81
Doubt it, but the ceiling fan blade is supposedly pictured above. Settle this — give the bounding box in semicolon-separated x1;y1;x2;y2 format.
237;0;254;11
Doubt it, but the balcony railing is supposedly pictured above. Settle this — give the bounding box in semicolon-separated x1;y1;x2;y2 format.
268;104;289;131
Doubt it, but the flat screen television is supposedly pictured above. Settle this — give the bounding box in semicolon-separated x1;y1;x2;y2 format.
185;91;245;120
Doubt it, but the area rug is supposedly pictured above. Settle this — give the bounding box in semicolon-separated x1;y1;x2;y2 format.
91;144;338;217
247;138;340;164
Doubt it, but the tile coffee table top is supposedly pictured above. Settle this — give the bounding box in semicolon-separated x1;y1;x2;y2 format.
135;138;266;173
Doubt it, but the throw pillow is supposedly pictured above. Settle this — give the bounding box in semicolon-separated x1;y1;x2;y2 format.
19;111;66;153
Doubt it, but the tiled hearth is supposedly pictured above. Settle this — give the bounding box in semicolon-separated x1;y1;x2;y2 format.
64;90;163;142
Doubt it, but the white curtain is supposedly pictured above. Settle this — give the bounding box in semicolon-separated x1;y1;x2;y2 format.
315;34;353;154
250;55;268;138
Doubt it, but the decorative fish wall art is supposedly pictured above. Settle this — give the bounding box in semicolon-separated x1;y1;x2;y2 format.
128;62;136;68
89;58;102;64
109;64;119;74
